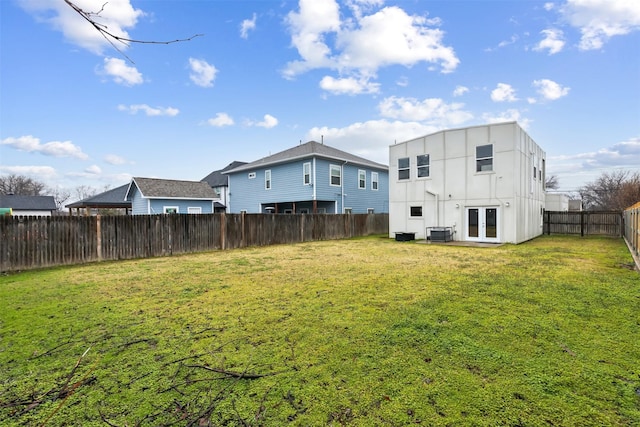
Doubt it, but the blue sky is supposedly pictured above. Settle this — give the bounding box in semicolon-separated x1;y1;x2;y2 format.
1;0;639;200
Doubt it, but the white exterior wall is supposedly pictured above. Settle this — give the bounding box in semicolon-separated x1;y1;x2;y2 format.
545;193;569;211
389;122;546;244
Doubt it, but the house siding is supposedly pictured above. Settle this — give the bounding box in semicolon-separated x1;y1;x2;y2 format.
389;122;545;243
228;158;389;214
129;183;214;215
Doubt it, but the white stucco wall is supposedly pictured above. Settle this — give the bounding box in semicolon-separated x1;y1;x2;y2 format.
545;193;569;211
389;122;546;244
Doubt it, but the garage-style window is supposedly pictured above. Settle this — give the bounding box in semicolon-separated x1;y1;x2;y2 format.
417;154;430;178
398;157;410;180
476;144;493;172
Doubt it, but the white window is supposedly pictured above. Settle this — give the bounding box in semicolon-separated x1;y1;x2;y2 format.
164;206;178;214
187;207;202;214
358;169;366;189
367;208;375;214
303;162;311;185
410;206;422;217
476;144;493;172
248;172;256;179
417;154;430;178
265;170;271;190
330;164;341;186
344;208;352;214
371;172;379;190
398;157;410;180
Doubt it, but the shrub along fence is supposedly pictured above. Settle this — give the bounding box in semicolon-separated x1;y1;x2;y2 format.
543;211;623;237
0;213;389;272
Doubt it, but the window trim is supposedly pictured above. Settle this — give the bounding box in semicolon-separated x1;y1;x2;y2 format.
371;171;379;190
358;169;366;189
367;208;375;214
398;157;410;180
344;207;353;214
417;154;430;178
248;172;256;179
164;206;179;214
410;206;423;217
187;207;202;214
330;164;341;187
475;144;493;173
303;162;311;185
265;169;271;190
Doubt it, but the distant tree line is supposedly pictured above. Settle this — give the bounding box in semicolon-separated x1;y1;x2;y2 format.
579;170;640;211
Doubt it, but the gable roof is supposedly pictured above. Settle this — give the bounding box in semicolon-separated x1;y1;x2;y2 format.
0;195;57;211
201;161;248;187
66;184;131;209
225;141;388;174
126;177;218;200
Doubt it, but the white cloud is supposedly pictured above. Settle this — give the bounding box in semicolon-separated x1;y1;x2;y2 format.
85;165;102;174
0;165;57;179
283;1;459;90
18;0;144;55
240;13;257;39
1;135;88;160
453;85;469;97
100;57;143;86
378;96;473;126
189;58;217;87
319;75;380;95
560;0;640;50
532;79;570;101
482;109;531;129
306;119;438;165
105;154;127;165
491;83;518;102
253;114;279;129
550;137;640;170
117;104;179;116
534;28;565;54
207;113;235;127
544;2;555;11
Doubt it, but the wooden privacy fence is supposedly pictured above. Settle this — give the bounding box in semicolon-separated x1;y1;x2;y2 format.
0;213;388;272
623;203;640;265
543;211;623;237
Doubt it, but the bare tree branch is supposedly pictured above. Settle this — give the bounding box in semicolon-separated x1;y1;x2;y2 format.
63;0;203;63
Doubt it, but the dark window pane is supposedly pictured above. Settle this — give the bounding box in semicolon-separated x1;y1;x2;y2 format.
399;169;410;180
398;157;410;169
417;154;429;166
476;158;493;172
418;166;430;177
476;144;492;158
410;206;422;216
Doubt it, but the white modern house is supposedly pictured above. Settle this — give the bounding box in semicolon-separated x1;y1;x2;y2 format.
389;122;546;244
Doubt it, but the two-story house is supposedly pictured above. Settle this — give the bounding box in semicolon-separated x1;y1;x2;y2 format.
225;140;389;214
389;122;546;244
201;161;248;213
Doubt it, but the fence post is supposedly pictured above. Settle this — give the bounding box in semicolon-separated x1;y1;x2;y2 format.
220;212;226;250
580;211;585;237
96;215;102;261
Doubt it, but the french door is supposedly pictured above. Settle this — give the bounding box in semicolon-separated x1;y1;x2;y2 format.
466;207;499;243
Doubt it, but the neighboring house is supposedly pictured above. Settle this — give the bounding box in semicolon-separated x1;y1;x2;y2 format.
545;193;569;212
389;122;546;244
125;177;220;215
201;161;248;213
224;140;389;214
66;184;132;215
0;194;57;216
568;199;583;212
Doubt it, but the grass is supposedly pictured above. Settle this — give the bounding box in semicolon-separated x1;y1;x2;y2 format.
0;235;638;426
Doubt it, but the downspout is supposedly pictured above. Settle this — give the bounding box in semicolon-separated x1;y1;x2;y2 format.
425;189;439;226
341;161;348;213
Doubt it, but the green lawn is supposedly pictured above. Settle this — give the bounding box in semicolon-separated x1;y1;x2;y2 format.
0;235;638;426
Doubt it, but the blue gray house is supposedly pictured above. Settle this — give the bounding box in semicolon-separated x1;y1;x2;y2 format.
224;141;389;214
201;161;248;213
125;177;220;215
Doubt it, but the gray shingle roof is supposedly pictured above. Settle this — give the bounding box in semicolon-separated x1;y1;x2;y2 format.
201;161;248;187
128;177;218;199
66;184;131;208
224;141;388;173
0;195;57;211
